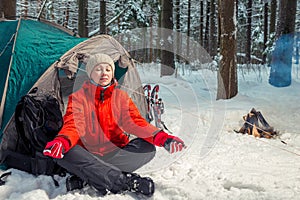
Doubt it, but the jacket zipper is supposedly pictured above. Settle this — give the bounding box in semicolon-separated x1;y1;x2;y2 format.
91;111;95;132
97;91;104;144
100;90;104;103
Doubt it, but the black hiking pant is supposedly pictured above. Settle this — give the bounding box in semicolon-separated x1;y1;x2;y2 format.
56;138;156;193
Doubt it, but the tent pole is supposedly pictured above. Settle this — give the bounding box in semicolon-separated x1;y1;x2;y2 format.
0;17;22;128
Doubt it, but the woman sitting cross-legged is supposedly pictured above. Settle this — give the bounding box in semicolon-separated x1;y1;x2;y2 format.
43;53;185;197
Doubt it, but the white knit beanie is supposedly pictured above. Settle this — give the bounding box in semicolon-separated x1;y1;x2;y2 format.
86;53;115;78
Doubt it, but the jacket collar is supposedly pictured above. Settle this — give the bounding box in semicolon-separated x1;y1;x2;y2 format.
82;80;118;102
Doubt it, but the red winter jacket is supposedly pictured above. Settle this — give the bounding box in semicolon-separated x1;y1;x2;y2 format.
58;81;159;156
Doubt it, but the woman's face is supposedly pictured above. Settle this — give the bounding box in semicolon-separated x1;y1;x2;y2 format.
90;63;113;86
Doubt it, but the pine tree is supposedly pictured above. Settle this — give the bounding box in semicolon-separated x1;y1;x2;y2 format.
160;0;175;76
217;0;237;99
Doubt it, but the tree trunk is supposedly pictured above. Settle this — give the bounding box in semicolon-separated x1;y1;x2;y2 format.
209;0;217;58
100;0;106;34
269;0;297;87
204;0;210;51
245;0;252;64
24;0;28;17
263;2;268;64
0;0;16;19
217;0;237;100
161;0;175;76
149;16;153;62
200;1;204;46
187;0;191;59
63;3;69;27
156;0;162;61
236;0;238;19
295;34;299;65
276;0;297;36
78;0;88;37
269;0;277;35
175;0;181;63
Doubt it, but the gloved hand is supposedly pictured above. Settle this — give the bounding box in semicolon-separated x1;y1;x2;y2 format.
43;137;71;159
153;131;185;154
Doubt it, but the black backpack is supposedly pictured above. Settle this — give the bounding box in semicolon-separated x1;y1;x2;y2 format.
0;87;65;176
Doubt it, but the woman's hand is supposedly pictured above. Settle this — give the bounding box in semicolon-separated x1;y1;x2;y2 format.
43;137;71;159
153;131;185;154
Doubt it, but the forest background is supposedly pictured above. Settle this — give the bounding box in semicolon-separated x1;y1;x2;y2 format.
0;1;300;199
0;0;299;99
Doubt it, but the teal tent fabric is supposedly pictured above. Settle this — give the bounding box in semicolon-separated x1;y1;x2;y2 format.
114;61;128;84
0;20;18;104
0;19;86;134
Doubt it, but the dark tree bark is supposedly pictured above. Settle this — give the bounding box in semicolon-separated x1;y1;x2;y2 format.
175;0;181;63
187;0;191;59
204;1;210;51
149;15;153;62
161;0;175;76
0;0;16;19
217;0;237;100
269;0;297;87
200;1;204;46
245;0;252;64
269;0;277;35
276;0;297;36
295;34;299;65
100;0;106;34
263;2;268;63
209;0;217;58
78;0;88;37
236;0;238;19
156;0;162;61
63;3;70;27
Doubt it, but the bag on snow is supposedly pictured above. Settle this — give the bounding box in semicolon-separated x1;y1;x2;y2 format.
0;87;65;176
236;108;278;138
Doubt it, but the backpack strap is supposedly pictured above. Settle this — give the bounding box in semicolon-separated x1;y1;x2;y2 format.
14;87;40;154
2;150;66;176
2;150;32;173
14;96;32;153
0;171;12;186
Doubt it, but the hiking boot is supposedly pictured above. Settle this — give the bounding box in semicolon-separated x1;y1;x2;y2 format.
66;175;85;191
124;172;155;197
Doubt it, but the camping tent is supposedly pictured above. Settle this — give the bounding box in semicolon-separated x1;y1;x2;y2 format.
0;18;85;133
0;18;147;142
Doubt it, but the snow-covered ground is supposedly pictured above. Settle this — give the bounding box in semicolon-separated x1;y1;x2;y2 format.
1;63;300;200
